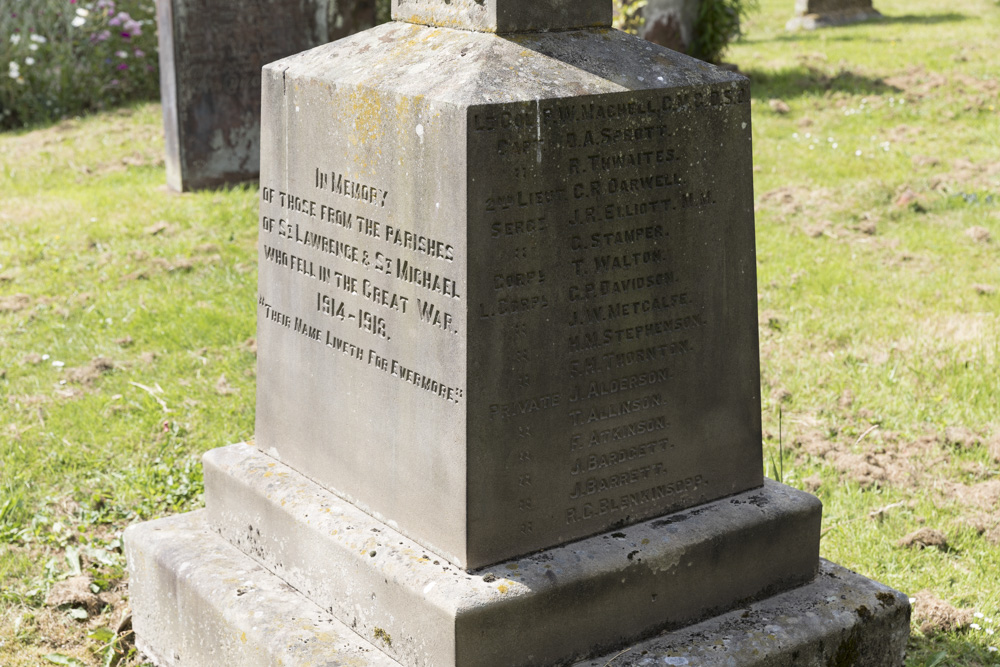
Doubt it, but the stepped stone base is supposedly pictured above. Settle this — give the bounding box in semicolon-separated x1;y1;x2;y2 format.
125;443;910;667
787;8;882;29
125;511;909;666
195;444;821;667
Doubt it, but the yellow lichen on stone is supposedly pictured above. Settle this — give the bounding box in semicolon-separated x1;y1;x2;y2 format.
373;627;392;647
346;87;388;176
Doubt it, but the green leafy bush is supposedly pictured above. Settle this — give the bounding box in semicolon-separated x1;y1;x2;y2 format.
613;0;756;62
0;0;159;130
691;0;758;63
375;0;391;24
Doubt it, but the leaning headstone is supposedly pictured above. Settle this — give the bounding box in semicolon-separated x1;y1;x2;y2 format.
787;0;881;29
155;0;375;191
126;1;911;665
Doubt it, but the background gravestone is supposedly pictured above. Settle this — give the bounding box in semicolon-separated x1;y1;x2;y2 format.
155;0;375;191
126;1;911;664
787;0;881;29
639;0;699;52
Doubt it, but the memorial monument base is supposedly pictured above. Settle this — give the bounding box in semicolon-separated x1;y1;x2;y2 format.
125;444;910;667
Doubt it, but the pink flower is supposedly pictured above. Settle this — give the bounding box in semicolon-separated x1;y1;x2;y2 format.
116;62;127;70
133;48;144;58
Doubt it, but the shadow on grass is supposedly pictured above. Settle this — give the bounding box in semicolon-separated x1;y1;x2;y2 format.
873;12;969;26
744;64;901;100
743;12;969;45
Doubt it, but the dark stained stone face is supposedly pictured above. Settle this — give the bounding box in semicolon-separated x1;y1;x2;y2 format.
391;0;611;32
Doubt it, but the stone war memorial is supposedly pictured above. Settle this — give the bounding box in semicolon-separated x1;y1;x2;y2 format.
155;0;375;191
126;0;912;664
787;0;882;30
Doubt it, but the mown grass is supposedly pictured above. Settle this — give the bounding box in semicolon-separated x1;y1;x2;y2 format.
1;0;999;664
1;105;258;665
734;0;1000;664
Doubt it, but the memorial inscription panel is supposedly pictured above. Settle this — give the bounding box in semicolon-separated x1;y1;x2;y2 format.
257;81;474;564
466;86;763;560
256;27;763;569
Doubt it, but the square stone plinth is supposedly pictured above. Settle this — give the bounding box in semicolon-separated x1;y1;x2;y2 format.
126;510;909;667
198;443;820;667
257;21;762;570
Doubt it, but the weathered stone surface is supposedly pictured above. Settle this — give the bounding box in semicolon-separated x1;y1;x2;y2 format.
391;0;610;33
787;0;881;29
125;509;909;666
578;560;911;666
256;21;761;570
205;443;820;667
124;510;398;667
156;0;375;191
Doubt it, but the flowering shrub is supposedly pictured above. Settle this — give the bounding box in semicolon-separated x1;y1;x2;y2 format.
0;0;158;130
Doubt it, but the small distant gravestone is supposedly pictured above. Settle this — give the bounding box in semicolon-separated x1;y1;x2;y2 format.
787;0;882;29
639;0;698;52
126;1;912;665
155;0;375;191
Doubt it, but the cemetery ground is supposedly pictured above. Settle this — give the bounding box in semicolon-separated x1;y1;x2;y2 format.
0;0;997;664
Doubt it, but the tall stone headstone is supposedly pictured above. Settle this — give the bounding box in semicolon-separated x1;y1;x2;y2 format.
155;0;375;191
787;0;881;29
126;1;911;665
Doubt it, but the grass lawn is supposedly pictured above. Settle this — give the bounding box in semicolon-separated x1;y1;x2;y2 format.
1;0;999;664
